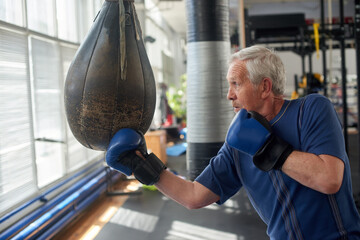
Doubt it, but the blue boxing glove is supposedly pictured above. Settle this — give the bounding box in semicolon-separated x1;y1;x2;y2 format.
226;109;293;171
106;128;166;185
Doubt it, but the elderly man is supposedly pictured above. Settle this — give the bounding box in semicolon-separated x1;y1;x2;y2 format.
106;45;360;239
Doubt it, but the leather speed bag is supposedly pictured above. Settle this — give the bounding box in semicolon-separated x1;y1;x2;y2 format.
64;0;156;151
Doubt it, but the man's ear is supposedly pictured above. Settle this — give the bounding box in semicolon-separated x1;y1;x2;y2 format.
260;78;272;98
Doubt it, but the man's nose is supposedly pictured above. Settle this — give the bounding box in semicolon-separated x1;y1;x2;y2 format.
227;88;235;100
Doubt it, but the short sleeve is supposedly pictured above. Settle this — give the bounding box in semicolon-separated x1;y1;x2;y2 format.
195;143;242;204
300;94;347;162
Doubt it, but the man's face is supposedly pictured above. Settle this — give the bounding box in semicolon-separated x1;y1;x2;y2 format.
226;60;261;113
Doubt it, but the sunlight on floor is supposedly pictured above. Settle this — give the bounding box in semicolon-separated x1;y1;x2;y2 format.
110;208;159;232
99;206;118;222
80;225;101;240
165;220;241;240
203;203;220;211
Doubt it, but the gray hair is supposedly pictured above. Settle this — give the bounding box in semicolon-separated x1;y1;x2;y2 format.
229;45;286;96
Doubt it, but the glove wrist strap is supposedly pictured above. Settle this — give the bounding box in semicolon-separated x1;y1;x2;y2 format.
253;134;293;171
133;153;166;185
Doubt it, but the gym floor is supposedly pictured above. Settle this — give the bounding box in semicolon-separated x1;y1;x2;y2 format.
54;153;269;240
54;133;360;240
94;154;268;240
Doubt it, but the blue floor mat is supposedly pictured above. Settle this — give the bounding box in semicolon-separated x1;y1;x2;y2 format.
166;142;187;156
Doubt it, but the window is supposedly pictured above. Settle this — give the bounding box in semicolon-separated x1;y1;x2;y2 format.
79;0;104;42
27;0;56;36
57;0;78;42
0;0;24;26
0;0;105;217
31;37;65;187
0;27;36;214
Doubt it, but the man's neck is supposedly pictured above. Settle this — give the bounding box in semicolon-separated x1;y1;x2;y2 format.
263;96;285;121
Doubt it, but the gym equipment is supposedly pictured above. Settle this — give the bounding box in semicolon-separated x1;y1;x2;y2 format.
64;0;156;151
186;0;233;180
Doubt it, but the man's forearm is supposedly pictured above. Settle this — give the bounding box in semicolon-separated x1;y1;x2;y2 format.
155;170;219;209
281;151;344;194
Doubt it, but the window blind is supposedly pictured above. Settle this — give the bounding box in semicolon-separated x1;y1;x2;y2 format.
0;0;24;26
57;0;78;42
27;0;56;36
0;28;36;214
31;37;65;188
0;0;108;218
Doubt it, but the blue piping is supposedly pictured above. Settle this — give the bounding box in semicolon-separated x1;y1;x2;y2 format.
0;165;109;239
0;159;103;225
34;173;120;240
12;172;107;240
36;186;106;240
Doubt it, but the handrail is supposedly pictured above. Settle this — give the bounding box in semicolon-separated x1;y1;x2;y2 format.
38;185;106;240
12;171;108;239
0;159;103;225
0;160;109;239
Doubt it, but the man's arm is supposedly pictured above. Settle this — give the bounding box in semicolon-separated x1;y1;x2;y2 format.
155;170;220;209
226;109;345;195
281;151;344;194
105;128;220;209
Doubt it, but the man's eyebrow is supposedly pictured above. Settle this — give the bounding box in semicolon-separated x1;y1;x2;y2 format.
228;76;238;81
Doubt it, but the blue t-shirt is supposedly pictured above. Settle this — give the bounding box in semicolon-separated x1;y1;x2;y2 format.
196;94;360;239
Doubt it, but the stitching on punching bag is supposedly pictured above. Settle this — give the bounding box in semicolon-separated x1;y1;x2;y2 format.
131;3;145;131
80;3;112;149
119;0;127;81
109;0;126;142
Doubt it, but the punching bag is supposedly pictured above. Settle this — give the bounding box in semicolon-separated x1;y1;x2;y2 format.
65;0;156;151
186;0;233;180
